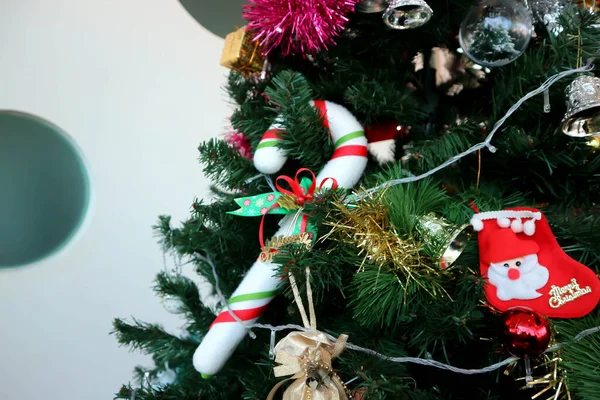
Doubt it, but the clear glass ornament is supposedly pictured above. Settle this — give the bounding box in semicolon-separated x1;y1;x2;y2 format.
459;0;533;67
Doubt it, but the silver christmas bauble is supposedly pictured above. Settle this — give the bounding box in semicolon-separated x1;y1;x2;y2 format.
459;0;533;67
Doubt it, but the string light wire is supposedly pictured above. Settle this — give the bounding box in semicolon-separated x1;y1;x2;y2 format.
198;253;600;375
356;61;594;199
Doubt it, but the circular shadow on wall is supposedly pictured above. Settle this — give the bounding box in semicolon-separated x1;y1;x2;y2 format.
178;0;247;39
0;111;92;268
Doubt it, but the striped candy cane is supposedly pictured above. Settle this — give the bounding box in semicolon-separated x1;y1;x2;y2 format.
193;100;368;378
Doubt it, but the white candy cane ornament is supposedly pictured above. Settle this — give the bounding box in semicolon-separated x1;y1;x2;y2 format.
193;100;368;378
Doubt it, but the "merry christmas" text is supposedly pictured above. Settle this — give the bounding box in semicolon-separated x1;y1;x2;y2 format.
548;278;592;308
259;232;313;263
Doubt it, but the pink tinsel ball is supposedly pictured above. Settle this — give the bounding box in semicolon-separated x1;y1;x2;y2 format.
225;131;253;160
243;0;357;56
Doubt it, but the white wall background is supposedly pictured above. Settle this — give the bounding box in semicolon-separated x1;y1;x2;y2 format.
0;1;229;399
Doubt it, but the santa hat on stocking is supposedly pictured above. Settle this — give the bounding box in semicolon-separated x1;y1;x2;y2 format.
471;207;600;318
364;122;409;165
479;227;539;265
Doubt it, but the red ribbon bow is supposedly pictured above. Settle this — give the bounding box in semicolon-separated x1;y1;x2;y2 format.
275;168;316;206
258;168;337;251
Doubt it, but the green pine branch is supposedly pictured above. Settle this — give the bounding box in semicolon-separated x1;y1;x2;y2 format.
111;319;197;364
263;70;333;172
153;272;216;332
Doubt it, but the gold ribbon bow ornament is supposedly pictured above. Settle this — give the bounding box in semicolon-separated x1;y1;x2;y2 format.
268;331;350;400
267;267;350;400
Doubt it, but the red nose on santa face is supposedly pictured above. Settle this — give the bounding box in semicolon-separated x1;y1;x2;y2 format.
508;268;520;280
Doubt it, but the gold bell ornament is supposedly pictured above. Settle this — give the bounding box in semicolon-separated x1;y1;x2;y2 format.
268;268;350;400
561;75;600;138
415;213;473;268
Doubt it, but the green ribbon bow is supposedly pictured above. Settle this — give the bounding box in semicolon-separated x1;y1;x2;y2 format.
228;177;317;247
228;177;314;217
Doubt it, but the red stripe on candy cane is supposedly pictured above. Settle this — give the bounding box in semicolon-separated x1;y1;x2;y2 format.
262;129;284;140
210;304;270;328
300;214;309;234
331;145;368;160
313;100;330;130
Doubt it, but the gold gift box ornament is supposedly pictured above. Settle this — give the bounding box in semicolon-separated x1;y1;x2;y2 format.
220;26;268;76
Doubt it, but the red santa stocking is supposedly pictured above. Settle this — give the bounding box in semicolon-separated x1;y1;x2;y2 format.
471;207;600;318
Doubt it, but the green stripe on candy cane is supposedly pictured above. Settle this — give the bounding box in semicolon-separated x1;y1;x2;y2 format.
228;290;278;304
256;141;280;150
334;130;365;148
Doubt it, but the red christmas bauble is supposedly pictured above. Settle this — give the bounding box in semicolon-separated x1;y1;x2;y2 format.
502;308;551;358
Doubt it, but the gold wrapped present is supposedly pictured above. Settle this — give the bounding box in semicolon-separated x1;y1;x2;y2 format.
267;267;350;400
220;26;266;75
268;331;350;400
578;0;600;11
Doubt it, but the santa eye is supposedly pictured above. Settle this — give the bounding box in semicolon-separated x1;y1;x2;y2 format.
516;261;521;267
503;263;509;268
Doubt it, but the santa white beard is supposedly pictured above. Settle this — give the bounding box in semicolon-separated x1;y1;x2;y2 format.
488;254;550;301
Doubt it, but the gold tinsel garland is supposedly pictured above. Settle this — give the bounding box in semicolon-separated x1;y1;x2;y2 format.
322;191;446;298
505;352;572;399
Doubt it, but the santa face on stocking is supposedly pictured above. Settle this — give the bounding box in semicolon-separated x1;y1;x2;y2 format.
488;254;549;301
471;208;600;319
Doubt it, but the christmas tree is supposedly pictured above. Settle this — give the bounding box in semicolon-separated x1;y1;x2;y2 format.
112;0;600;399
467;18;519;64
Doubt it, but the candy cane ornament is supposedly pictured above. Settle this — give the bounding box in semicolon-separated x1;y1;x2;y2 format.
193;100;368;378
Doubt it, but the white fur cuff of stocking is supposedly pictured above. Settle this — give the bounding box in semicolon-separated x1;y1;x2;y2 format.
471;210;542;236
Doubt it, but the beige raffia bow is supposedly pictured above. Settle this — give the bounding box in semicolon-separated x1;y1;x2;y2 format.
267;268;350;400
